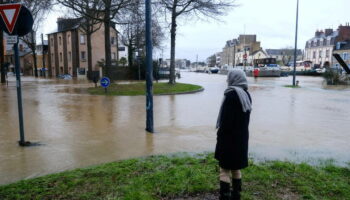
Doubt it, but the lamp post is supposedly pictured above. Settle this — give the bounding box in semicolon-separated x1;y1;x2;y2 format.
292;0;299;86
145;0;154;133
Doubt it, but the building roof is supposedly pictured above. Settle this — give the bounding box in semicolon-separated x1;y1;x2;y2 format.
225;39;238;47
305;30;339;48
251;49;267;56
48;17;118;35
266;49;302;56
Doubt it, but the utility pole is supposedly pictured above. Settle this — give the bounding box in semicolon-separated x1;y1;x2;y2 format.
0;0;5;84
233;45;236;67
292;0;299;86
145;0;154;133
31;30;38;77
41;33;46;77
243;25;247;72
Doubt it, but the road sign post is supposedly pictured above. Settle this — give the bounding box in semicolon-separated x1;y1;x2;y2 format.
100;77;110;94
0;3;33;146
13;38;26;146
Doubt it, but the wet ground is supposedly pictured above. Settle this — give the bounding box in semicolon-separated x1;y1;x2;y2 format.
0;72;349;185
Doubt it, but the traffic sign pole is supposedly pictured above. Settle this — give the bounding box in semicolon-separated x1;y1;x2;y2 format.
0;3;33;146
100;77;110;94
14;39;27;146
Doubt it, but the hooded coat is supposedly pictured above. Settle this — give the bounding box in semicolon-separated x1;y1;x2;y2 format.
215;70;252;170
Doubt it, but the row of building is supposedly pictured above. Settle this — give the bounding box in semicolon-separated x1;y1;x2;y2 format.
209;23;350;69
3;17;128;78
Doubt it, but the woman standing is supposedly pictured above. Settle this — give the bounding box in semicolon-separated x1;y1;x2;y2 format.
215;69;252;200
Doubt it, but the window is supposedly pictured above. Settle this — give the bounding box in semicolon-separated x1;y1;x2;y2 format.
111;37;116;45
343;52;349;61
317;40;320;46
60;53;63;62
326;50;330;58
68;52;72;61
68;34;71;45
313;51;316;59
319;50;322;58
80;35;85;44
59;36;62;45
81;51;86;60
51;53;54;62
112;52;116;60
51;38;53;46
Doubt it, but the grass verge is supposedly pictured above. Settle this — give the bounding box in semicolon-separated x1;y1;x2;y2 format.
0;153;349;200
87;82;203;96
284;85;301;88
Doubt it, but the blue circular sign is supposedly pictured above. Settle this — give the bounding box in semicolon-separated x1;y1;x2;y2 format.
100;77;110;88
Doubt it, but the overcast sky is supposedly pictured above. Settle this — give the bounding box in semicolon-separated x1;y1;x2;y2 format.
41;0;349;62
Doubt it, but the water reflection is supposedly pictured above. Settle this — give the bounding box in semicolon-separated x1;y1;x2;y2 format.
0;73;349;185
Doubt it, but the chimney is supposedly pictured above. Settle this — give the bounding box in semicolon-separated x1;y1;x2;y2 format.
315;30;322;37
325;28;333;36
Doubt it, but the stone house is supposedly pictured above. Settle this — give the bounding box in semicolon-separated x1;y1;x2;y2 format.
221;35;262;66
333;41;350;69
304;24;350;68
266;49;303;65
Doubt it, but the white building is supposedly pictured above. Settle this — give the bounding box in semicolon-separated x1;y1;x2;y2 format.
305;24;350;68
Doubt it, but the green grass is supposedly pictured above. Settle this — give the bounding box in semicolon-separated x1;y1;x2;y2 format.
0;153;349;200
284;85;301;88
87;82;203;96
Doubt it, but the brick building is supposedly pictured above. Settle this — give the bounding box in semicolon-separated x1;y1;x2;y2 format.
47;18;119;78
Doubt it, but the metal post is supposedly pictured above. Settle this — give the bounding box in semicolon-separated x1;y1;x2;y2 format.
41;33;46;77
293;0;299;86
145;0;154;133
0;0;4;84
14;40;27;146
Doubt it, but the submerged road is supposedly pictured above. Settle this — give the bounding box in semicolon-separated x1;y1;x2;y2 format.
0;72;349;185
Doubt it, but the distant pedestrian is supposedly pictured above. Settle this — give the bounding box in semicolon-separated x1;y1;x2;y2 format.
215;69;252;200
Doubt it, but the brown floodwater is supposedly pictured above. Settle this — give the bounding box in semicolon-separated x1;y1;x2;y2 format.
0;72;349;185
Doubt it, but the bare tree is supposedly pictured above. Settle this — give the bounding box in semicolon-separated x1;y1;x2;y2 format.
58;0;103;79
119;0;165;68
158;0;236;84
207;54;216;68
281;47;296;66
58;0;132;77
19;0;54;77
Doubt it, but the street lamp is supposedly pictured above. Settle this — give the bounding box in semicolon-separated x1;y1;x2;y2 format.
145;0;154;133
292;0;299;86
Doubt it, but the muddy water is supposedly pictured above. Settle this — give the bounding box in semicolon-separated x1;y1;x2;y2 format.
0;73;349;185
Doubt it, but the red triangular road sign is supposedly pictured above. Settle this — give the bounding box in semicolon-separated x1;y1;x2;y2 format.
0;4;22;34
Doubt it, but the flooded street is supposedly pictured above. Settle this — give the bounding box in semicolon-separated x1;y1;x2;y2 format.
0;72;349;185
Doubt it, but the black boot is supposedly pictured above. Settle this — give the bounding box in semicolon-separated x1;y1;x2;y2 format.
231;179;242;200
219;181;231;200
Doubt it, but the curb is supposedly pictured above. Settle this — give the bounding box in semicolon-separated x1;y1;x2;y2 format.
155;87;204;96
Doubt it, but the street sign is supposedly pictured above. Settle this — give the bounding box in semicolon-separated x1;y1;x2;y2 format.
6;35;17;44
0;4;33;36
0;4;34;146
100;77;110;88
0;4;21;34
